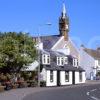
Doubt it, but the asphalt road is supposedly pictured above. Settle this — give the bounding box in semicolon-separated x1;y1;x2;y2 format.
23;84;100;100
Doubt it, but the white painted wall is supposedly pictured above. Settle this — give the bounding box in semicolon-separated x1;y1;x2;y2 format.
35;42;43;50
73;58;78;67
75;72;86;84
51;37;79;59
56;48;70;55
46;70;57;86
97;60;100;71
79;47;95;79
41;70;86;86
60;71;72;85
38;42;43;50
95;60;100;68
95;60;98;68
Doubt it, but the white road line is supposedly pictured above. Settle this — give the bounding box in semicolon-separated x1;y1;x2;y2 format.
86;92;90;96
91;89;97;92
86;89;100;100
90;96;100;100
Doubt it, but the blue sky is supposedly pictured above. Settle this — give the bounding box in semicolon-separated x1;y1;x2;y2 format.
0;0;100;48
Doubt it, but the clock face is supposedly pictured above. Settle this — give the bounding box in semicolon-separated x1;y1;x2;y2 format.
66;24;69;29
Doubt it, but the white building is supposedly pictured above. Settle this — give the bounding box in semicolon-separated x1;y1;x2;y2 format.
39;50;85;86
80;46;100;80
32;4;86;86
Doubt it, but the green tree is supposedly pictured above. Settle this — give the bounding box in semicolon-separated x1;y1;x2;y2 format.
0;32;37;73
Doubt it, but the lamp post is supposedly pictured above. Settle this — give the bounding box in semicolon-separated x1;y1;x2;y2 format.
37;23;52;87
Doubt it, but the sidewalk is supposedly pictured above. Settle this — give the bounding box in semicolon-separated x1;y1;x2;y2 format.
0;87;52;100
86;80;100;85
0;81;100;100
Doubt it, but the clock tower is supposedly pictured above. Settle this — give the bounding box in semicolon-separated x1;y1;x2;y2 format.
59;3;69;41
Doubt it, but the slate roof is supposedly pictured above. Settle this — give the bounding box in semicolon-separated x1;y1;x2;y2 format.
43;63;85;71
84;48;100;60
40;49;67;56
40;49;84;72
33;35;60;49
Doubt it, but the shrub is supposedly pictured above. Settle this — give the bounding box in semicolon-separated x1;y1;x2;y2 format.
40;81;46;87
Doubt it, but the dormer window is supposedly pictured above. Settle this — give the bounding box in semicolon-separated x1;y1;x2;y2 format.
57;57;64;66
73;59;75;66
64;57;68;64
77;60;78;66
42;54;50;64
57;57;60;65
47;55;50;64
73;58;78;67
76;59;78;66
43;55;46;64
61;58;64;65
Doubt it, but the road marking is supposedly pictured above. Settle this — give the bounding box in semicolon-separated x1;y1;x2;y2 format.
86;88;100;100
90;96;100;100
86;92;90;96
91;89;97;92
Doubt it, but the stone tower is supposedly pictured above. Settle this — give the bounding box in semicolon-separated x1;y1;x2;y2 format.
59;3;69;41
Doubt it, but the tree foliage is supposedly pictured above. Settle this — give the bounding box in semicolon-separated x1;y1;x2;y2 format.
0;32;37;73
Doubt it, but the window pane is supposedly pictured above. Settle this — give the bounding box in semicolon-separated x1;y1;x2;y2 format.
47;55;50;64
73;59;75;66
57;57;60;65
43;55;46;64
77;60;78;66
79;72;82;82
65;71;69;82
50;71;53;82
64;57;68;64
61;58;64;65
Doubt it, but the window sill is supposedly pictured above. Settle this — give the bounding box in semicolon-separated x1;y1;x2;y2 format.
65;80;69;82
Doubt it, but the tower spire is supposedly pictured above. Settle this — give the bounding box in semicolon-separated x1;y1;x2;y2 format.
59;3;69;41
62;3;66;18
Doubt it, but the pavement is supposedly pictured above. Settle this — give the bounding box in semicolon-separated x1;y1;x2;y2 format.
0;80;100;100
23;83;100;100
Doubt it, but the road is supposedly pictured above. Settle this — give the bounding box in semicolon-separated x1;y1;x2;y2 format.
23;84;100;100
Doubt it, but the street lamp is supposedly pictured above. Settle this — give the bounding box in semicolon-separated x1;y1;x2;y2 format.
37;23;52;87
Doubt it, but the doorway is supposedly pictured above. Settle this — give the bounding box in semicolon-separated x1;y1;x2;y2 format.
72;71;75;84
57;71;60;86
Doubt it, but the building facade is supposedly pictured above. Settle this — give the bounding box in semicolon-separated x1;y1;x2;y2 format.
33;4;86;86
40;50;85;86
80;46;100;80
